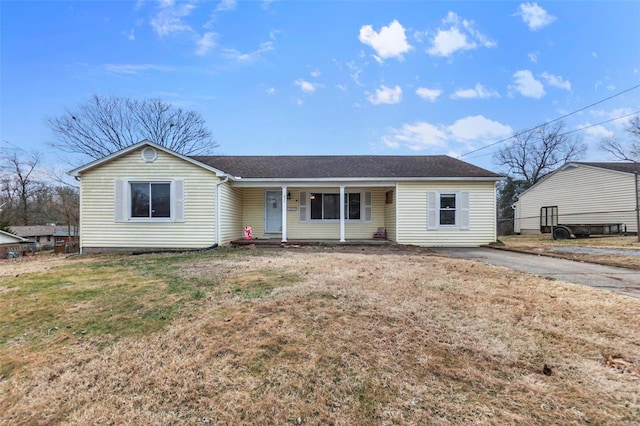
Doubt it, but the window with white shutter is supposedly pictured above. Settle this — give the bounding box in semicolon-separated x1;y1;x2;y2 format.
114;179;183;223
427;191;470;230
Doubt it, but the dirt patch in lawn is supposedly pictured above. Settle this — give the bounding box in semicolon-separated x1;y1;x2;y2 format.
1;246;639;425
498;235;640;269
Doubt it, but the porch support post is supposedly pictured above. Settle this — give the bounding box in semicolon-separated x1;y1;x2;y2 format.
281;185;288;243
339;186;346;242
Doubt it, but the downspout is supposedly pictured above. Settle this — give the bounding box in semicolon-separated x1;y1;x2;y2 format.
75;176;82;255
215;175;230;246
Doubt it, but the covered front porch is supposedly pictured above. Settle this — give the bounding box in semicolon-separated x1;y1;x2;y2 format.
227;183;396;244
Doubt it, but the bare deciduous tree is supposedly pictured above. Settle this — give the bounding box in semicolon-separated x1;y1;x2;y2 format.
52;186;80;238
46;94;217;160
1;152;42;225
494;121;586;186
1;150;79;228
600;115;640;162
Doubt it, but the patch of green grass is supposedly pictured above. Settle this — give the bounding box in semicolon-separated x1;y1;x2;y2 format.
0;248;255;379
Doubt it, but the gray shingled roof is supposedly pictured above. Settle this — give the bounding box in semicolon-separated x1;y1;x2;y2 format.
574;162;639;174
10;225;78;238
191;155;502;179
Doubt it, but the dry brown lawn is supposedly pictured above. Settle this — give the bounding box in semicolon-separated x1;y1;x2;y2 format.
499;234;640;269
1;246;639;425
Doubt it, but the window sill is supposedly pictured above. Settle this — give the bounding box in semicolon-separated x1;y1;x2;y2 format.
127;218;175;223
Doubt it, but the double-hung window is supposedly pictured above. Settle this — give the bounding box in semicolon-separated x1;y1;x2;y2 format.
439;193;456;225
427;191;469;230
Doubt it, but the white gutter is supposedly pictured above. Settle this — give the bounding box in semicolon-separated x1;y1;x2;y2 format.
214;175;231;246
231;177;504;187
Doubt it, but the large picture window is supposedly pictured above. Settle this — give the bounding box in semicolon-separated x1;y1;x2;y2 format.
310;192;362;220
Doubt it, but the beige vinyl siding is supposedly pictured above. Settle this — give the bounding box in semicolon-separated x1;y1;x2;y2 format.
384;187;397;242
515;166;637;234
396;182;497;247
79;148;218;250
240;187;386;240
218;183;243;244
241;188;268;238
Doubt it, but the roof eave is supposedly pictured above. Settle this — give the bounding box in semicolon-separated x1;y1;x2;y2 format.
68;140;228;178
231;176;503;187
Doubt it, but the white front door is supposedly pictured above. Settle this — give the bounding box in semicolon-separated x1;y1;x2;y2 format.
265;190;282;233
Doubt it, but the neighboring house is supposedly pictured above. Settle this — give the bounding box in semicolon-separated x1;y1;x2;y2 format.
10;225;79;248
0;229;28;244
0;230;29;259
514;162;639;235
68;140;503;253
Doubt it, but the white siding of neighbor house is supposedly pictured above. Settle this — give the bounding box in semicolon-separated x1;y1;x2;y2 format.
514;165;637;234
396;182;497;247
240;187;387;240
0;232;24;244
79;148;219;251
218;183;243;244
384;188;397;242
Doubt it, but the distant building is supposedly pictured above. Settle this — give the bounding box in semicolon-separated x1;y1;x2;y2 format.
513;162;638;234
10;225;79;249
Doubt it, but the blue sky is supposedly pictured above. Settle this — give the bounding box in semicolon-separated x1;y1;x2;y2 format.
1;0;639;172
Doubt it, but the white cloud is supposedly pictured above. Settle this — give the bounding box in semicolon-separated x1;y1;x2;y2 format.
447;115;513;142
103;64;174;75
150;0;196;37
382;115;512;152
517;3;556;31
510;70;545;98
123;29;135;41
266;87;276;95
591;108;635;130
368;85;403;105
310;70;321;78
195;32;217;56
580;123;614;139
269;30;281;41
415;87;443;102
215;0;237;12
383;122;448;150
427;12;496;58
541;72;571;91
358;20;412;61
294;79;317;94
451;83;499;100
222;41;274;62
346;61;364;86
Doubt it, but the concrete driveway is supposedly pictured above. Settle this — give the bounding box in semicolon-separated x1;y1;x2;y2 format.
433;247;640;299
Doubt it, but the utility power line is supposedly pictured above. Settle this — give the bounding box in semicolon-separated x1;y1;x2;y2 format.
458;83;640;159
463;109;640;161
